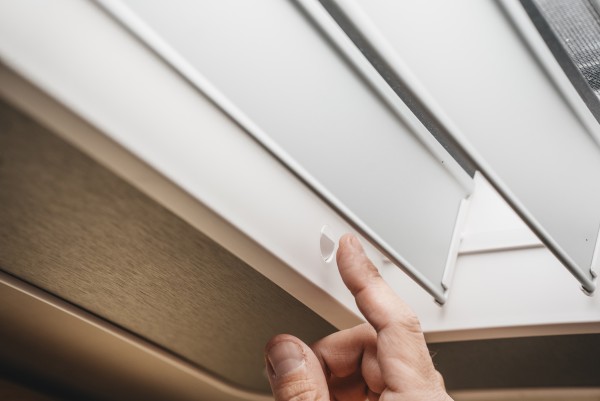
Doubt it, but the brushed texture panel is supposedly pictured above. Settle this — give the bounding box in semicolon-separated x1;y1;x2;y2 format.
0;378;65;401
0;99;336;393
432;333;600;390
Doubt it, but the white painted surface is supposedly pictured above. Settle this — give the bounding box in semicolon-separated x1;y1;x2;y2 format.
348;0;600;290
390;176;600;342
459;175;543;255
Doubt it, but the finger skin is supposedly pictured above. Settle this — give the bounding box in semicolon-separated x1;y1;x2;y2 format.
264;234;451;401
336;234;451;399
265;334;330;401
336;234;421;334
327;371;367;401
311;323;385;395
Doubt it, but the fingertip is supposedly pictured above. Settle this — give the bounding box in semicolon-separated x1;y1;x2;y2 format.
336;234;379;296
264;335;330;400
337;233;354;259
264;333;300;354
338;233;363;254
336;234;365;278
335;235;418;334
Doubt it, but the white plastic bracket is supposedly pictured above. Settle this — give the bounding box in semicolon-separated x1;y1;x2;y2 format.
441;197;471;292
590;224;600;279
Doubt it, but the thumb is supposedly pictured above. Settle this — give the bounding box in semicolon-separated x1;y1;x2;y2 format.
265;335;330;401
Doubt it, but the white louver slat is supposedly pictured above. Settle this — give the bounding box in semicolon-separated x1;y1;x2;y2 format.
320;0;600;293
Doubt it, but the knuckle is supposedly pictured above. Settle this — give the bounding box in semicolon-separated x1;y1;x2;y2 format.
388;311;422;335
434;370;447;389
353;265;382;296
359;322;377;337
364;261;382;280
401;311;423;333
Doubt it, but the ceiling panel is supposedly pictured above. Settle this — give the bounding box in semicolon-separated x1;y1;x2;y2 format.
0;99;335;394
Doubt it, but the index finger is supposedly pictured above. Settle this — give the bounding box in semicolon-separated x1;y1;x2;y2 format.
336;234;445;394
336;234;422;334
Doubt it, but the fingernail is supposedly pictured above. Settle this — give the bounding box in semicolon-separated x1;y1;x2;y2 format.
348;235;364;254
266;341;305;377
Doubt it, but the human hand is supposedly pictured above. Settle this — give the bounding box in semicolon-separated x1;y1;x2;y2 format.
264;234;452;401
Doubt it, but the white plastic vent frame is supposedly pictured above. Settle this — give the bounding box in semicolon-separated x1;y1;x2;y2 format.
98;0;474;304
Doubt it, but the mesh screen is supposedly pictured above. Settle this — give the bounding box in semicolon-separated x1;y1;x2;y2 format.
532;0;600;97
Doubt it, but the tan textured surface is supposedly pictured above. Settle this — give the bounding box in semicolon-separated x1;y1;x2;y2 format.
0;378;65;401
0;99;336;393
451;388;600;401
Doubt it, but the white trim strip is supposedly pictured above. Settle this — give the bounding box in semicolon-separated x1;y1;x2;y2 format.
459;228;544;256
442;197;472;290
